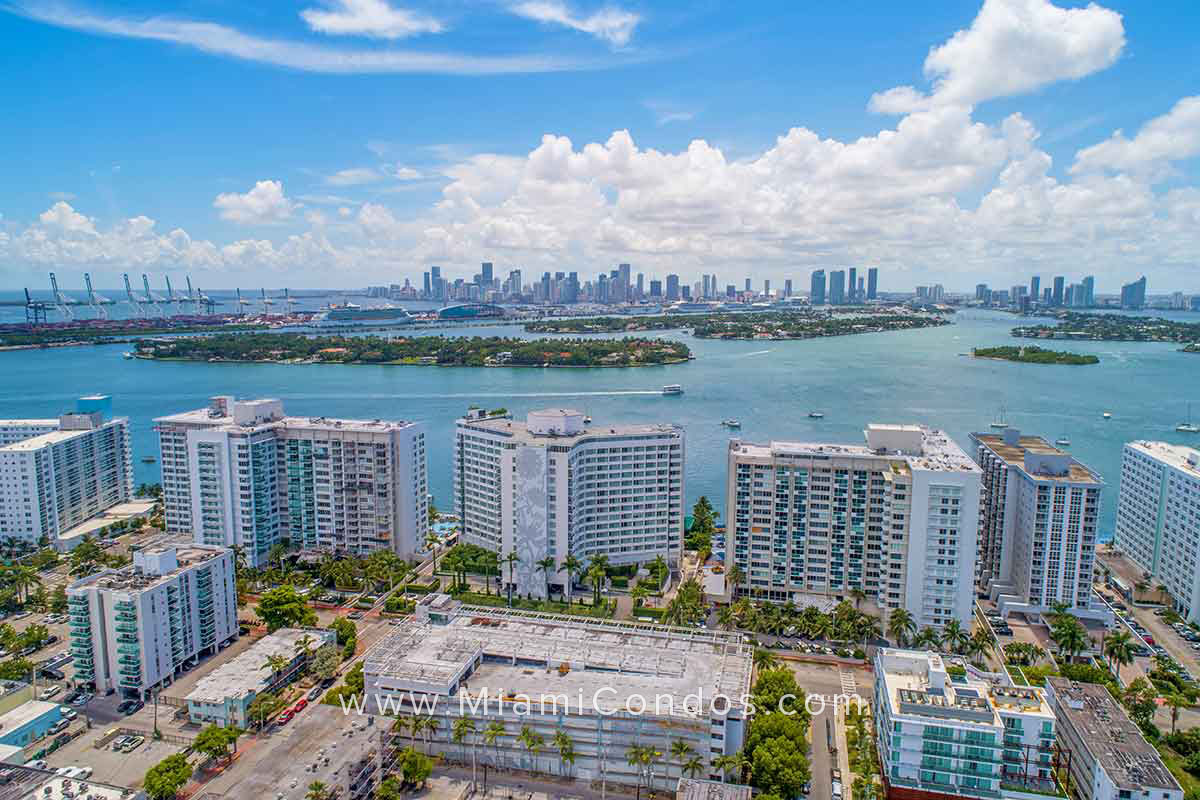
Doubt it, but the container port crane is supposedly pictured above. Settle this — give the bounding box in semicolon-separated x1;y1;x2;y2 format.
84;273;109;319
260;288;275;314
49;272;73;320
123;273;146;317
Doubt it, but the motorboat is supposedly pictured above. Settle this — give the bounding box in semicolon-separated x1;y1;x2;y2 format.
722;419;741;428
808;411;824;419
662;385;683;395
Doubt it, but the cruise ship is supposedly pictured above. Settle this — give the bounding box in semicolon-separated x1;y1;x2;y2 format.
312;304;414;327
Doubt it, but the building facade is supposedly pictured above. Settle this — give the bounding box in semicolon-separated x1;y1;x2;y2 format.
0;396;132;546
874;648;1061;800
1045;678;1181;800
363;597;751;792
1113;441;1200;622
971;430;1104;621
68;542;238;698
157;396;427;567
725;424;981;630
454;408;684;598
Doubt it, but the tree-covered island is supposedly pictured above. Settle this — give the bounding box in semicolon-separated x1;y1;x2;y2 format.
526;310;949;339
1012;313;1200;343
132;332;691;367
971;345;1099;365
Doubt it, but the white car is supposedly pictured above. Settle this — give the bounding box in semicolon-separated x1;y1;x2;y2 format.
58;766;92;779
39;685;62;700
24;759;47;770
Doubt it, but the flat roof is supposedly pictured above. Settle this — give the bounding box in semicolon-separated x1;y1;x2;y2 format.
1127;440;1200;477
156;407;418;435
187;628;333;704
0;700;57;731
0;765;132;800
973;432;1101;484
459;415;680;444
0;420;57;428
676;777;752;800
731;425;978;474
366;606;752;717
1048;677;1180;792
69;543;228;593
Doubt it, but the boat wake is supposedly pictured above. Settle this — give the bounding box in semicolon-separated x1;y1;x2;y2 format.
742;349;772;357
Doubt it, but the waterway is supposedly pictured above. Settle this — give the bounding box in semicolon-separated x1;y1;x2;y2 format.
1;308;1195;537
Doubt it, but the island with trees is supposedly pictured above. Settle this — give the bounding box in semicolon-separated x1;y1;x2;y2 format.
971;345;1099;365
1012;312;1200;343
133;332;691;368
527;310;949;339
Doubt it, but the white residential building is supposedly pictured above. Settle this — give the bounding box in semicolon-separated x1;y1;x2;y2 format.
363;596;751;792
725;424;982;630
67;541;238;698
1045;677;1182;800
972;430;1105;621
874;648;1061;800
1113;441;1200;622
453;408;684;598
156;396;427;567
0;396;132;546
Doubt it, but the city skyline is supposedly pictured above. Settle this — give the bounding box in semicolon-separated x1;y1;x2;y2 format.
1;0;1198;289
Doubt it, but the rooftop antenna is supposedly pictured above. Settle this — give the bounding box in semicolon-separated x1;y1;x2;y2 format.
84;272;109;319
49;272;73;320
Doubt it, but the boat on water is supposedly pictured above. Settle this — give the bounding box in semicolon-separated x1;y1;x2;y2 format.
1055;436;1071;447
1177;404;1199;433
990;405;1009;428
722;419;741;428
583;416;592;424
662;385;683;395
1103;411;1112;419
808;411;824;419
312;303;414;327
122;352;134;360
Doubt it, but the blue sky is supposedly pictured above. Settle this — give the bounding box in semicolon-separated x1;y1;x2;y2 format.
2;0;1199;291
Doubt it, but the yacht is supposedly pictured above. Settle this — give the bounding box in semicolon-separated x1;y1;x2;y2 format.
1178;404;1199;433
808;411;824;419
722;419;741;428
662;385;683;395
1055;436;1071;447
1103;411;1112;419
990;405;1009;428
583;415;592;424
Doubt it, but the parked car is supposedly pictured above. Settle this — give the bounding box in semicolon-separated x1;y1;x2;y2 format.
278;710;294;725
58;707;77;720
38;686;61;701
293;698;308;712
347;611;364;620
40;668;65;682
117;699;143;715
24;759;47;770
47;719;69;735
69;692;93;708
120;736;145;753
307;686;323;702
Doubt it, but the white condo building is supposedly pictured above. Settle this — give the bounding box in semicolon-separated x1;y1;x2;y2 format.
156;396;427;568
874;648;1062;800
725;424;981;630
1113;441;1200;622
972;430;1105;621
68;540;238;698
453;408;684;598
0;395;132;546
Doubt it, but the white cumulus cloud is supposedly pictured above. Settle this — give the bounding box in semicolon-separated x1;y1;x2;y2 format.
1071;95;1200;176
300;0;443;40
509;1;640;47
869;0;1125;112
213;181;298;224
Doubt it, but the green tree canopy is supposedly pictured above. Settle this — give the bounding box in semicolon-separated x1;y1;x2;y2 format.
254;585;317;632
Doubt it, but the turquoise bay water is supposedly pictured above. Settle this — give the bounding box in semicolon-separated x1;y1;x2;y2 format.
1;309;1195;537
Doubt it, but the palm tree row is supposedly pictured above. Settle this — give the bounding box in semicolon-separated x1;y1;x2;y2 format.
718;597;881;646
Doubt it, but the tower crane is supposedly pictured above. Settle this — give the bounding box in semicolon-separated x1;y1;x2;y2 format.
49;272;73;320
84;273;109;319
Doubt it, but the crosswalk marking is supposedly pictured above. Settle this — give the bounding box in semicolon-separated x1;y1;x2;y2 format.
839;670;857;695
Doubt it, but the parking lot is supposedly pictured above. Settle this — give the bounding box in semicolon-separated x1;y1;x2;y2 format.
38;721;186;788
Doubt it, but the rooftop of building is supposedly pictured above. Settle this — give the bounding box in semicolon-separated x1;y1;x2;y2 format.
730;423;978;474
0;420;127;453
155;396;417;435
676;777;753;800
0;699;58;730
0;766;135;800
186;628;334;704
1047;677;1180;792
68;542;229;594
1127;440;1200;477
972;431;1101;485
0;419;57;428
458;408;681;444
365;604;752;718
876;648;1052;728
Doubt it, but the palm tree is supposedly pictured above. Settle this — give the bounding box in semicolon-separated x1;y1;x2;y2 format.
627;745;659;793
1051;616;1088;663
849;586;866;610
552;729;575;777
670;739;694;778
503;550;520;606
887;608;916;647
967;628;994;664
483;721;506;767
1167;693;1189;734
517;725;544;773
535;556;557;604
856;615;882;647
586;561;607;608
424;531;442;573
261;653;291;688
306;781;331;800
913;627;941;650
752;648;778;673
941;619;968;654
294;634;316;669
712;753;741;784
558;554;583;604
452;717;476;765
724;563;743;599
717;605;739;631
681;755;705;778
1104;629;1136;677
423;716;441;755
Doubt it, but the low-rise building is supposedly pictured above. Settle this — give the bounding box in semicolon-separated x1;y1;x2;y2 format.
68;541;238;698
363;597;751;791
0;701;65;749
676;777;752;800
0;766;142;799
874;648;1063;800
1045;677;1182;800
0;396;132;547
185;628;336;728
1113;441;1200;622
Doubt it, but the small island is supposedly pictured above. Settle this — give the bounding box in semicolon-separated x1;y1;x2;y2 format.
133;332;691;368
971;345;1099;365
1012;312;1200;343
526;310;949;340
